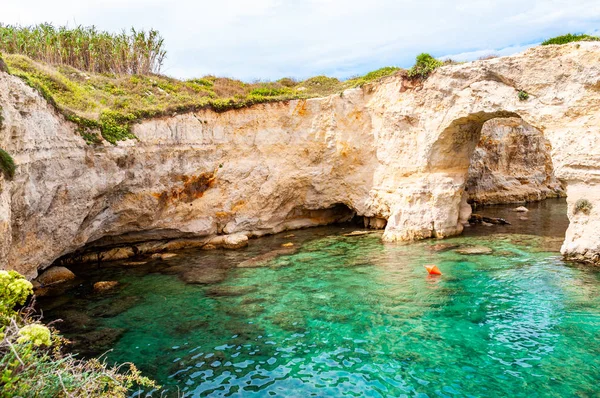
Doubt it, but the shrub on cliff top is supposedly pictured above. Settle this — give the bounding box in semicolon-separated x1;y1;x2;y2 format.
0;270;157;396
0;148;16;179
541;33;600;46
407;53;443;79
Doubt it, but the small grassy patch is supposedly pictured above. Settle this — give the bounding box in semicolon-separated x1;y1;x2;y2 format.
518;90;529;101
345;66;401;87
574;198;593;215
0;148;16;179
541;33;600;46
2;53;402;144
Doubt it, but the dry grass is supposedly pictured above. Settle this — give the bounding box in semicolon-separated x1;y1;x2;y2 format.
478;54;499;60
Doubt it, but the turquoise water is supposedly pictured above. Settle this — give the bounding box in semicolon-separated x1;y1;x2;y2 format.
38;200;600;397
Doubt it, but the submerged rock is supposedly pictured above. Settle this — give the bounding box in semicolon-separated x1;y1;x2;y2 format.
180;267;229;284
281;242;294;247
52;309;97;333
513;206;529;212
225;303;265;317
90;296;142;318
343;231;375;237
151;252;178;260
93;281;119;292
173;319;210;335
32;283;75;297
70;328;126;358
268;311;305;332
429;243;460;252
237;247;297;268
469;214;511;225
122;261;148;266
35;266;75;286
455;246;494;255
205;285;258;297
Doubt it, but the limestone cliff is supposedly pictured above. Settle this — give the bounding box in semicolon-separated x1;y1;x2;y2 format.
1;42;600;276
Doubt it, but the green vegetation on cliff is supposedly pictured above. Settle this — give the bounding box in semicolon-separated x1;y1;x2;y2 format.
0;148;16;179
1;52;400;144
0;270;156;396
407;53;444;79
0;24;404;144
542;33;600;45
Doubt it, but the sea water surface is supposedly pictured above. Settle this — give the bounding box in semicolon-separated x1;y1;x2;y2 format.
37;199;600;397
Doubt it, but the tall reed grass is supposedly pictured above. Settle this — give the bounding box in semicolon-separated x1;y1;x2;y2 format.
0;23;166;75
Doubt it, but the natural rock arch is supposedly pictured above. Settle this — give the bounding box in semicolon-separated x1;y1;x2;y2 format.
466;117;564;205
427;111;523;172
382;111;534;243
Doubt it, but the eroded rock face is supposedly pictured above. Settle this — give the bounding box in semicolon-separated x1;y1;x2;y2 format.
1;42;600;276
467;117;564;204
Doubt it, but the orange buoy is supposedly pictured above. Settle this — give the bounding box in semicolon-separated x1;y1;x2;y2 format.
424;264;442;275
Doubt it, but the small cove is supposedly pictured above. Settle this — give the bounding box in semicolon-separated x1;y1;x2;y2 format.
37;199;600;397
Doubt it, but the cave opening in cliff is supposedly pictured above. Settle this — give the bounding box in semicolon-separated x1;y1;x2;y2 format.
426;110;568;239
465;117;565;207
430;111;564;205
285;203;387;230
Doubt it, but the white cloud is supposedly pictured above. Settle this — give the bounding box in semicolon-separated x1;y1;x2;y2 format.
439;43;538;63
2;0;600;80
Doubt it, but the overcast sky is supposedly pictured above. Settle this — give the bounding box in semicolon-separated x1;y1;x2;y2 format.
3;0;600;81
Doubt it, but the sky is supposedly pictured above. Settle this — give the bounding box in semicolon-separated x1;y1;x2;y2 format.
2;0;600;81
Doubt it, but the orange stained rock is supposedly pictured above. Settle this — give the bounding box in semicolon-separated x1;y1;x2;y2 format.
424;264;442;275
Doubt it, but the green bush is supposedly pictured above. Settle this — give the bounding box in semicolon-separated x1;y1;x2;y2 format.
407;53;443;79
518;90;529;101
346;66;400;87
277;77;297;87
0;270;157;396
0;270;33;320
542;33;600;46
574;199;593;215
0;148;16;179
190;78;213;86
249;87;291;97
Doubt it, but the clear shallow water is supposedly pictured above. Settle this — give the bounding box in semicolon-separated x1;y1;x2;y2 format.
38;199;600;397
